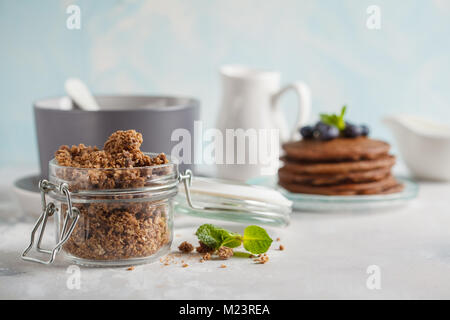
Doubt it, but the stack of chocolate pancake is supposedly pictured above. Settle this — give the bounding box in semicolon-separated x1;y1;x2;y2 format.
278;137;404;195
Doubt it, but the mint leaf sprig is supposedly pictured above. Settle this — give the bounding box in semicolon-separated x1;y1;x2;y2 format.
319;105;347;131
195;224;273;255
242;226;273;254
195;224;242;250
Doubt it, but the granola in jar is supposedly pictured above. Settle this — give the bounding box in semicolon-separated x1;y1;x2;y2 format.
50;130;177;265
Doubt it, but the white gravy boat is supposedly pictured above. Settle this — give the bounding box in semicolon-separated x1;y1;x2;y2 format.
384;115;450;181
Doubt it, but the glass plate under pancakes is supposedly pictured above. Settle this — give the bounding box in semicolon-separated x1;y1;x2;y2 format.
175;177;292;227
246;175;418;212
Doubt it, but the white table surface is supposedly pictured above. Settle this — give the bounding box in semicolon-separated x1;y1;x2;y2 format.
1;165;449;300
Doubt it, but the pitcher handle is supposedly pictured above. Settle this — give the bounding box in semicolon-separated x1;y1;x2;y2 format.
271;82;311;142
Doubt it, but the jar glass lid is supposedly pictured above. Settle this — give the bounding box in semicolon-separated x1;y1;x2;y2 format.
175;176;292;227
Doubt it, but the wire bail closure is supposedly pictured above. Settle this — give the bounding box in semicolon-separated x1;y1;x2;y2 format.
178;169;204;211
21;180;80;264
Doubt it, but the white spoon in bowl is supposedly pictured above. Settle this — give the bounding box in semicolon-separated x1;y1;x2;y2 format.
64;77;100;111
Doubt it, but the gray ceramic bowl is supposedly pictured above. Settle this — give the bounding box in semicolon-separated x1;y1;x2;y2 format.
34;95;200;178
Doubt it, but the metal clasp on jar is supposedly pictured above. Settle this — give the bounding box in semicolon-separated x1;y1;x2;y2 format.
21;180;80;264
178;169;200;210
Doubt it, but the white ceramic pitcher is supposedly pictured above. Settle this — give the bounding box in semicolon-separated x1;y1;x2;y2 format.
216;65;311;181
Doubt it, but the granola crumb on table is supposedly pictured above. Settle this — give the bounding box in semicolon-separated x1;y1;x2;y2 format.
55;130;171;261
196;241;215;254
178;241;194;253
217;247;233;260
199;252;211;263
254;253;269;264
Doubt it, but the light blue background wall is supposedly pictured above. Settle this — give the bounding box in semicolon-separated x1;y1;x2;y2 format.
1;0;449;167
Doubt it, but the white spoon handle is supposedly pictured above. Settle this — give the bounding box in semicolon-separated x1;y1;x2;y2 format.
64;78;100;111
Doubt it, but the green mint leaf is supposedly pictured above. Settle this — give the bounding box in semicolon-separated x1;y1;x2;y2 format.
222;235;243;248
242;225;273;254
319;114;332;125
340;105;347;118
319;105;347;131
319;113;338;127
195;224;242;249
233;251;253;258
195;224;273;254
337;105;347;130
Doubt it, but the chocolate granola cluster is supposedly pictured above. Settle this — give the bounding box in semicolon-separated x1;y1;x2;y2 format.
56;130;168;169
54;130;172;261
